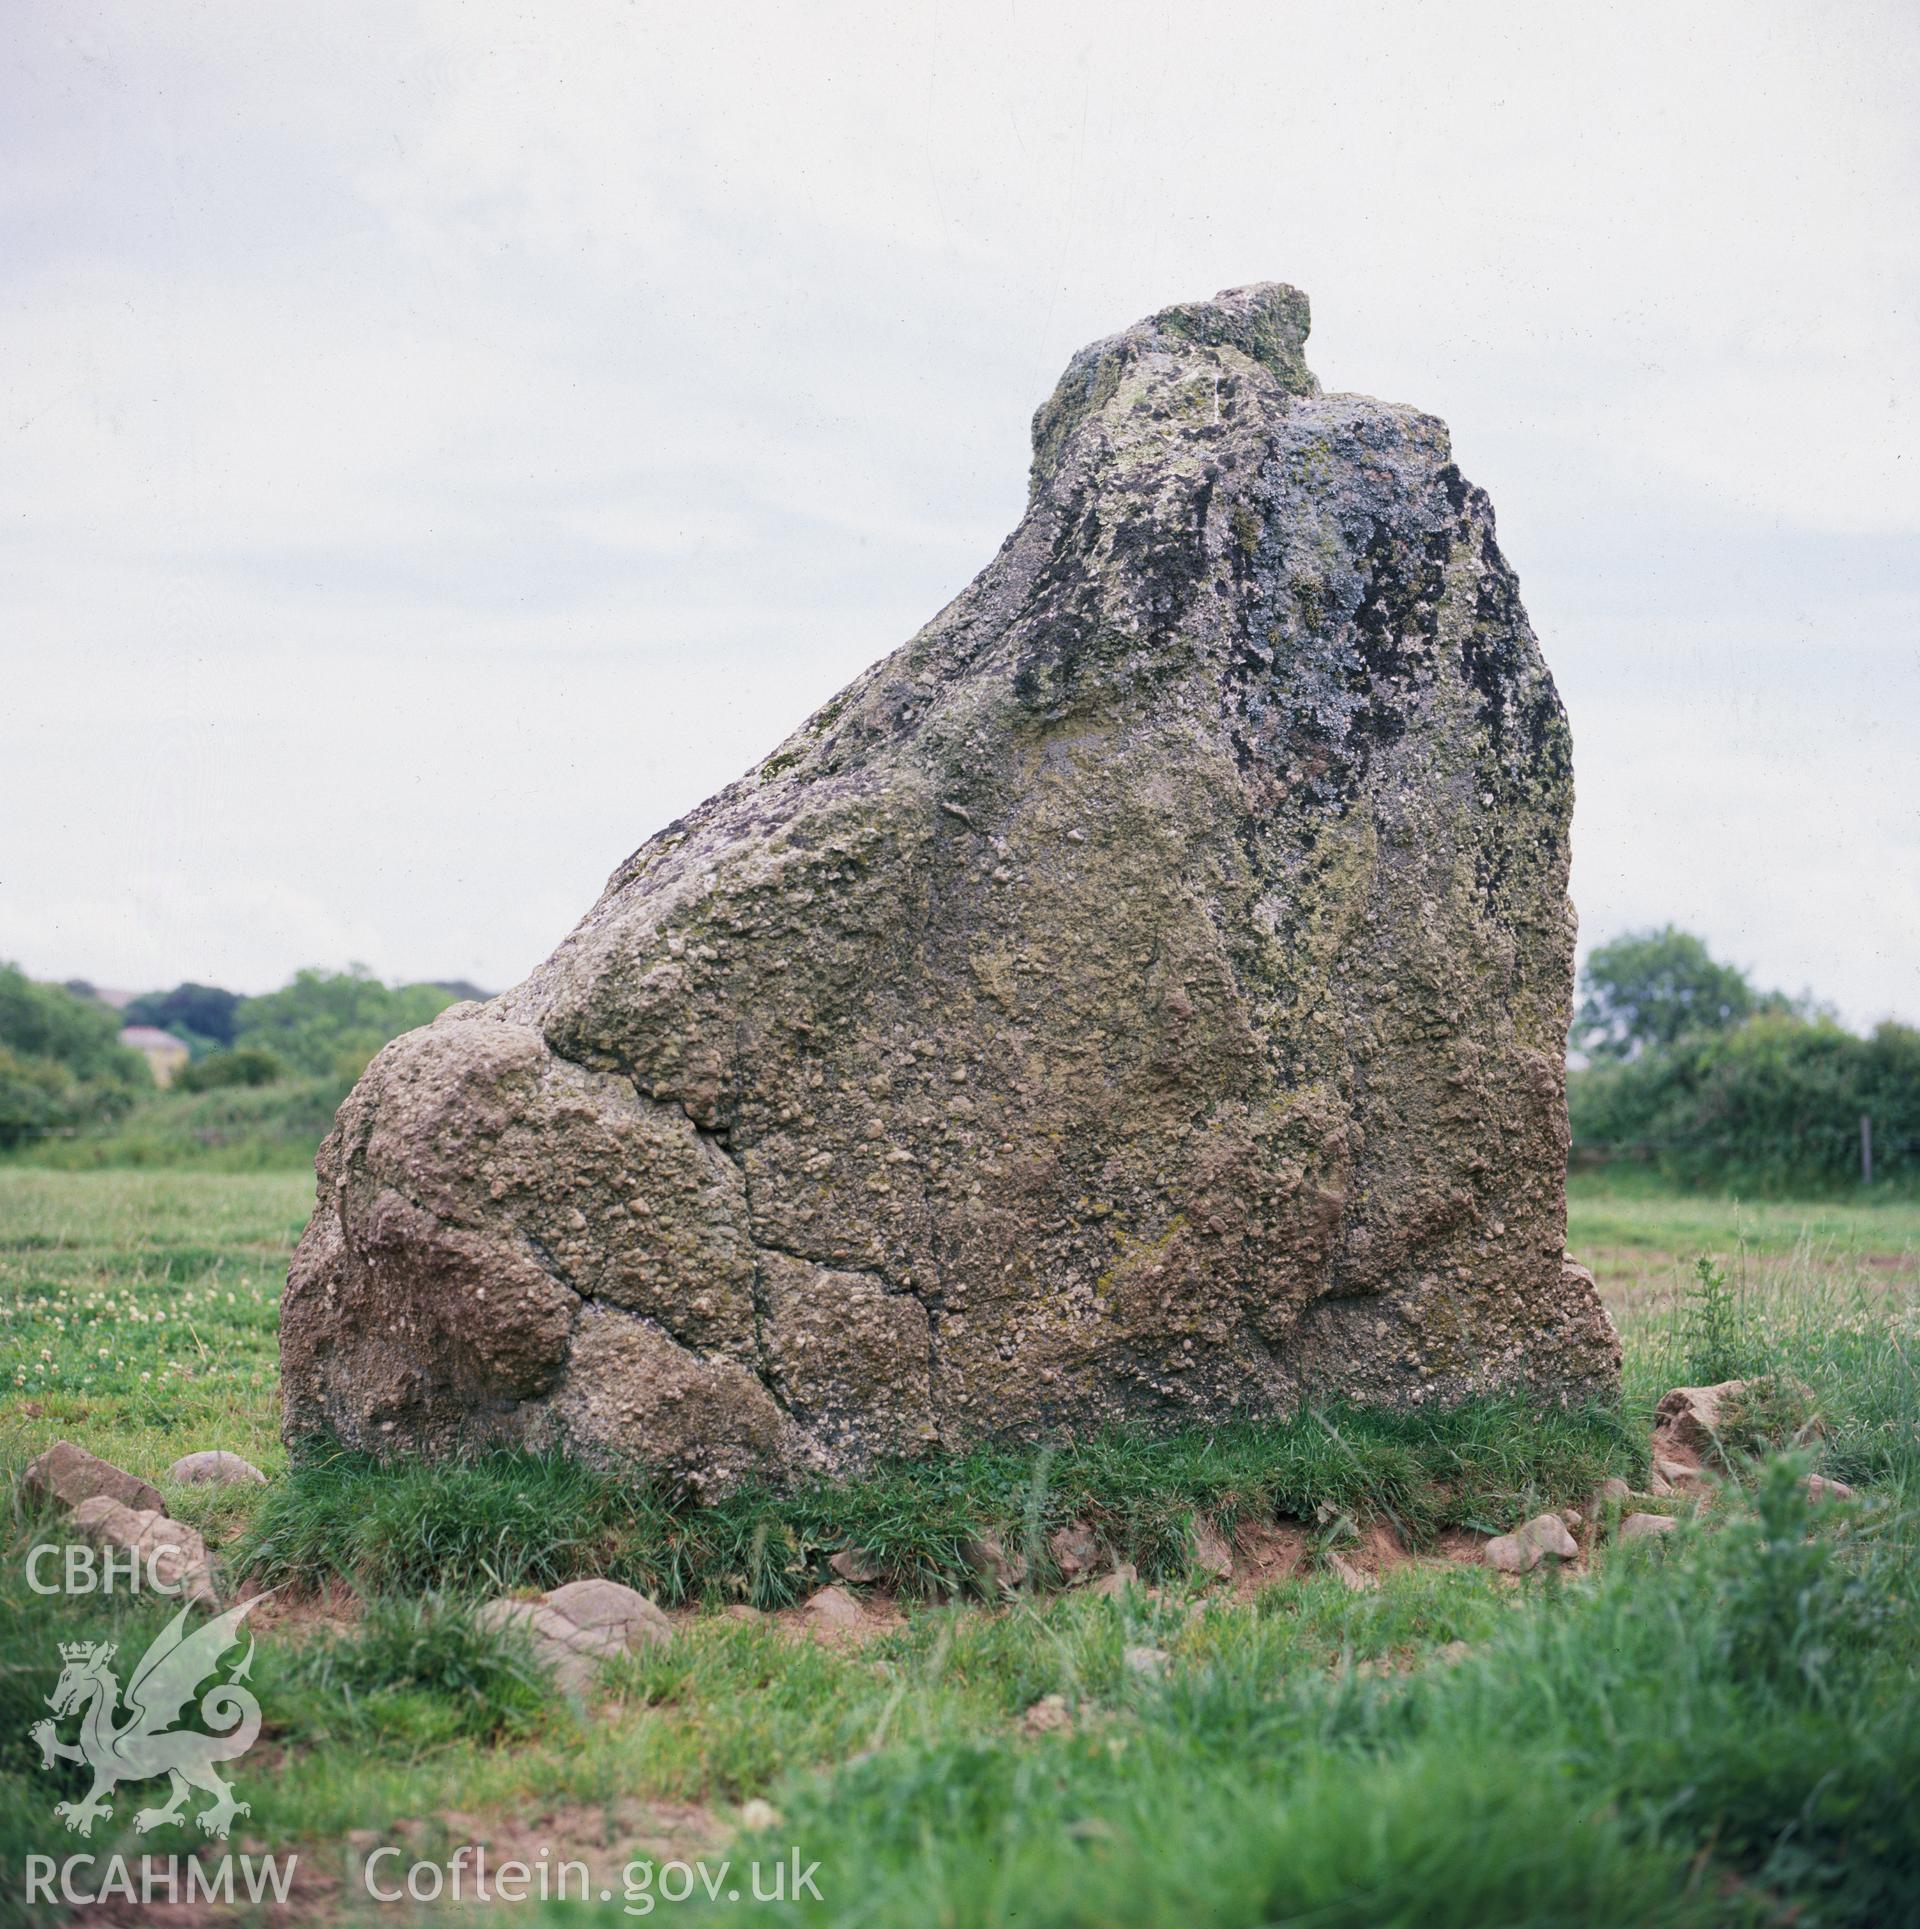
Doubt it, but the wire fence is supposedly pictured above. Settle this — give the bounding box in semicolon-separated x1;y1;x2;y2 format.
1573;1116;1919;1185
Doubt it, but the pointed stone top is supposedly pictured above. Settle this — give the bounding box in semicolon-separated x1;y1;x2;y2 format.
1029;280;1319;486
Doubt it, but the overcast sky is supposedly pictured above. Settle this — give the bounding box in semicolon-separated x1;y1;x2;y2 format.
3;0;1916;1027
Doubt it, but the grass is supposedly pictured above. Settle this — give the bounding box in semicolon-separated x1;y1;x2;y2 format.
1567;1165;1920;1261
2;1165;1917;1925
0;1169;304;1505
241;1395;1637;1607
6;1074;348;1171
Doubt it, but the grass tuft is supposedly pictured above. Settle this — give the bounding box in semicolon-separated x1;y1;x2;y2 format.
242;1399;1639;1606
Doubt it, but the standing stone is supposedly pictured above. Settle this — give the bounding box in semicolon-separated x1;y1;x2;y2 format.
282;282;1619;1491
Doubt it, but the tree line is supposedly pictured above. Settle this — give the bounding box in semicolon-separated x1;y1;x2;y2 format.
1569;927;1918;1191
0;965;473;1148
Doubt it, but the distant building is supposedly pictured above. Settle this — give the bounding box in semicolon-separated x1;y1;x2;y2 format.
119;1025;190;1087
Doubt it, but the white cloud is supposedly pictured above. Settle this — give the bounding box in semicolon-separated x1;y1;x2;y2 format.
1;0;1915;1026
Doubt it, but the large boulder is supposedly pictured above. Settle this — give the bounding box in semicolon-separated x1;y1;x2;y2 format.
282;282;1619;1491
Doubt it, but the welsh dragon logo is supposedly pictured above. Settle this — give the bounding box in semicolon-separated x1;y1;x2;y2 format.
31;1598;264;1839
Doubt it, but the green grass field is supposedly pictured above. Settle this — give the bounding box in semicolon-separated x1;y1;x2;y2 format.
2;1166;1916;1925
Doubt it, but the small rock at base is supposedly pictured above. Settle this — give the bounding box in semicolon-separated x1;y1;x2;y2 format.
1483;1512;1578;1573
25;1440;163;1515
477;1575;674;1694
1022;1693;1072;1735
1124;1644;1169;1679
1803;1473;1854;1503
829;1548;882;1583
1325;1551;1376;1592
1049;1520;1100;1581
1619;1512;1678;1541
737;1799;782;1832
70;1496;216;1606
167;1450;268;1487
961;1533;1028;1592
800;1584;865;1630
1090;1563;1139;1598
542;1576;672;1648
1593;1476;1633;1509
1653;1453;1704;1490
1189;1518;1235;1584
1653;1381;1746;1455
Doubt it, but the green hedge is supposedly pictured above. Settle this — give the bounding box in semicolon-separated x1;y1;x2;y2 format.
1569;1014;1920;1192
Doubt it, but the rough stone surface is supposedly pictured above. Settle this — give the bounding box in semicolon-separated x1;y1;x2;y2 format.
1803;1473;1853;1503
1190;1518;1235;1583
962;1532;1029;1594
281;281;1619;1488
1483;1510;1579;1574
1325;1551;1376;1593
69;1496;216;1607
1652;1382;1746;1458
541;1577;673;1646
799;1584;865;1631
25;1441;164;1515
1653;1452;1707;1491
167;1450;269;1487
1023;1693;1072;1735
1618;1511;1679;1542
476;1577;671;1696
1049;1520;1100;1581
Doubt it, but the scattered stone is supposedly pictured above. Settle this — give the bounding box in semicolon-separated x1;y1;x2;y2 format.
1190;1518;1235;1584
1653;1381;1746;1460
1804;1473;1854;1503
720;1604;763;1623
1482;1512;1579;1574
736;1799;782;1833
1090;1563;1140;1599
1325;1552;1376;1593
1592;1476;1633;1510
1619;1512;1678;1542
280;281;1620;1488
542;1577;673;1648
1646;1471;1675;1498
475;1601;622;1696
1048;1520;1100;1582
1560;1509;1583;1532
166;1450;268;1486
1022;1693;1072;1736
25;1441;163;1515
1123;1645;1169;1679
477;1576;672;1695
69;1496;216;1606
829;1549;882;1584
1653;1453;1705;1491
962;1533;1028;1594
798;1584;865;1631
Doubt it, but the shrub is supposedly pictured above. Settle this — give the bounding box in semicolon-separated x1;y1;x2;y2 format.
233;967;458;1079
0;966;150;1149
173;1045;285;1092
121;982;241;1048
1569;1013;1920;1192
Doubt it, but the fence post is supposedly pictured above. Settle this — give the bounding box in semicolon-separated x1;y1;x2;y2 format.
1860;1113;1873;1186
